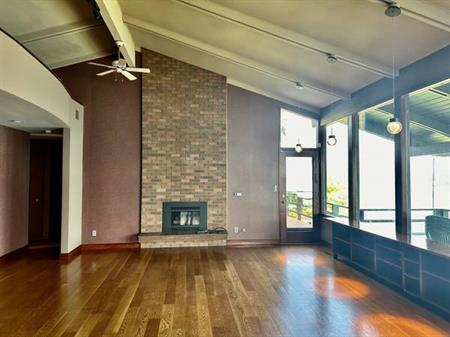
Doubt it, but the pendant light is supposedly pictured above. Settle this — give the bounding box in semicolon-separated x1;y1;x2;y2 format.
387;117;403;134
295;138;303;153
386;5;403;135
327;128;337;146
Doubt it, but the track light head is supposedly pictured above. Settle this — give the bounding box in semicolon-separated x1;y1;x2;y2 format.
327;54;338;64
385;3;401;17
294;81;304;90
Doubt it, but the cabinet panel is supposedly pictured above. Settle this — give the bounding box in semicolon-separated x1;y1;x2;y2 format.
352;244;375;271
423;273;450;312
376;259;402;286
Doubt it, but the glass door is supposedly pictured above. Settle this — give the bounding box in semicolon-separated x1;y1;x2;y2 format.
279;149;320;243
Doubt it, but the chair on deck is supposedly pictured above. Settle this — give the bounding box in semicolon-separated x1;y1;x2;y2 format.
425;215;450;245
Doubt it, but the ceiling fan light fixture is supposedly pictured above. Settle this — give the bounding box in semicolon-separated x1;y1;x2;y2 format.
387;117;403;134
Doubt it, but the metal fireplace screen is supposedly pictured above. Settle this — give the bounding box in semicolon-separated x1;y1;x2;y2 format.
162;202;207;234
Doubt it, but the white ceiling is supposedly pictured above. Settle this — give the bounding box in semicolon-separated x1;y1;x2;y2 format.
0;0;449;112
118;0;450;111
0;0;115;68
0;90;65;133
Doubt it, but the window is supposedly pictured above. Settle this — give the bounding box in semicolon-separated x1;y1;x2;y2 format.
408;82;450;245
358;104;396;237
280;109;318;148
325;117;349;218
286;157;313;229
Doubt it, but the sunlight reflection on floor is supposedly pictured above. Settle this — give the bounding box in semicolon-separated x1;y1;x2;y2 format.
314;275;370;299
275;253;329;267
355;313;448;337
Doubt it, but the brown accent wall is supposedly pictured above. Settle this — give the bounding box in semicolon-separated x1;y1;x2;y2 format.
227;85;280;240
54;54;141;244
141;49;227;232
0;125;29;256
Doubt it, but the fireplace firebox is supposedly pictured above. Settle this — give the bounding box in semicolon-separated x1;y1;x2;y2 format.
162;202;207;234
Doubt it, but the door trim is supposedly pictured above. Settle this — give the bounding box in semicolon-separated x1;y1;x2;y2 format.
279;148;320;244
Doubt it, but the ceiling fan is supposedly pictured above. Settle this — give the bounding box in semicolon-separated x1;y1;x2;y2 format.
88;40;150;81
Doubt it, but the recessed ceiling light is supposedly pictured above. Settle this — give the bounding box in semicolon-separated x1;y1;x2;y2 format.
294;81;304;90
9;119;22;124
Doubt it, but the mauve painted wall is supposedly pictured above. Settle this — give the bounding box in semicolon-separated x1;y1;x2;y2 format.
227;85;280;240
0;125;29;256
54;54;141;244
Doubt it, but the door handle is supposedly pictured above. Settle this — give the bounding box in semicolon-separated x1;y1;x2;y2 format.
35;198;40;203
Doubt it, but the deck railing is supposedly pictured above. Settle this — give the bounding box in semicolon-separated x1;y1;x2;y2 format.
326;202;449;222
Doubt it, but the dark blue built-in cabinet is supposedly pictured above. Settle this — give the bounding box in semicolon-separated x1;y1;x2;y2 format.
331;220;450;319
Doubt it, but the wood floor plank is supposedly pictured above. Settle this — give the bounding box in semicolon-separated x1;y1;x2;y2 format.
0;246;448;337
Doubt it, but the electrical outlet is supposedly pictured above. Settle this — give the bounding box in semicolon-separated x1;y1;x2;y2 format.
234;226;239;234
91;229;97;237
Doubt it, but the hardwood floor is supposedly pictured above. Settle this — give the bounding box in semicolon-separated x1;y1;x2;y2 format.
0;246;448;337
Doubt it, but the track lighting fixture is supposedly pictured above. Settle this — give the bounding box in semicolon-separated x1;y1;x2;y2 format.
385;2;402;17
327;54;337;64
294;81;304;90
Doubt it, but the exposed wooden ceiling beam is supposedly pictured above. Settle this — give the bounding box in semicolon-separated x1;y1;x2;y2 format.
172;0;396;78
227;79;320;114
124;15;351;100
95;0;136;66
48;49;115;69
370;0;450;32
16;19;103;44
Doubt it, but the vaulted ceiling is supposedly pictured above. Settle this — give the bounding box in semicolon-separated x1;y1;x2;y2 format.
0;0;115;68
1;0;449;112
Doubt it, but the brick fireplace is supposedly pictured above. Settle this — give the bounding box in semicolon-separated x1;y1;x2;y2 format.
140;49;227;236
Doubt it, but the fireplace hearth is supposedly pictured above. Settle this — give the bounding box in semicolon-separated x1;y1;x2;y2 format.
162;202;207;234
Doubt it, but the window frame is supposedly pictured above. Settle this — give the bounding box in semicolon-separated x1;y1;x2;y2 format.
321;80;450;243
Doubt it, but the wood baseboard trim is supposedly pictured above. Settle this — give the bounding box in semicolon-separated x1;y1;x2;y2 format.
0;245;28;265
227;239;279;247
81;242;140;251
59;245;81;262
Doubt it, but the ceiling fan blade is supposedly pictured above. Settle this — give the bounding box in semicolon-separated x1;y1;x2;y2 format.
126;67;151;73
88;62;115;69
121;71;137;81
96;69;116;77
